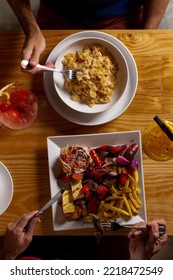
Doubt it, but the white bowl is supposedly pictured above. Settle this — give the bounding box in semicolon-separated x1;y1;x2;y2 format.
53;37;129;114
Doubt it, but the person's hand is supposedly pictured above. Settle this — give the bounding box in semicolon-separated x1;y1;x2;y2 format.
0;211;41;260
21;29;46;74
22;59;55;75
128;219;167;260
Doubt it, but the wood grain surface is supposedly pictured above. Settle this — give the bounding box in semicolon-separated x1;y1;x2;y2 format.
0;30;173;235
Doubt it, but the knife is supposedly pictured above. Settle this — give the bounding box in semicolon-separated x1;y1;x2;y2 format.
35;188;66;217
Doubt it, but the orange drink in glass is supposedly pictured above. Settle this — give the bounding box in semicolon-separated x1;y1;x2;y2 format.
142;116;173;161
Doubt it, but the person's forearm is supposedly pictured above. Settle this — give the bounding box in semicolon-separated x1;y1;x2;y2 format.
7;0;40;34
141;0;170;29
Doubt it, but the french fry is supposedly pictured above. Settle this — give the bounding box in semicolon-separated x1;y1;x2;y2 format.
116;199;124;209
98;200;105;209
132;169;139;183
129;192;140;209
83;215;93;223
129;174;137;190
128;200;139;214
97;201;106;219
99;200;115;219
123;195;132;216
103;211;116;219
136;187;141;194
105;195;122;201
124;178;130;191
103;203;130;217
132;190;142;206
110;185;118;195
115;198;125;218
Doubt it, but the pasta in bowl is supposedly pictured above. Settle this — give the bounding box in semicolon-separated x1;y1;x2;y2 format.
54;37;129;114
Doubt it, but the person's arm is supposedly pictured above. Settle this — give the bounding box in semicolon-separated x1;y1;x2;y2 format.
0;211;40;260
7;0;39;35
128;219;167;260
7;0;46;72
141;0;170;29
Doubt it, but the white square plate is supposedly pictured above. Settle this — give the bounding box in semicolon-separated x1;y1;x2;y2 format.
47;131;146;231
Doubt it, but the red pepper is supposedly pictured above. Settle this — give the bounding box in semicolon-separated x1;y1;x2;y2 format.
96;145;109;152
123;144;138;161
119;173;128;186
96;145;127;155
87;197;99;214
81;184;91;198
89;170;102;179
109;145;127;155
72;173;83;181
59;174;72;182
90;149;103;168
97;185;108;200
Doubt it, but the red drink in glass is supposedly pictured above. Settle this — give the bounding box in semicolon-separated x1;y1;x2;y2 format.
0;85;38;130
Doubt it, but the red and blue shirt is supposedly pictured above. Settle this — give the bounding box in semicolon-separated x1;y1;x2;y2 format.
41;0;144;22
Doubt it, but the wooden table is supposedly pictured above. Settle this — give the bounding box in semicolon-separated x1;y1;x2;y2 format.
0;30;173;235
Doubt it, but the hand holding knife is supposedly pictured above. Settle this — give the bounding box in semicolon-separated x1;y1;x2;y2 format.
35;188;66;217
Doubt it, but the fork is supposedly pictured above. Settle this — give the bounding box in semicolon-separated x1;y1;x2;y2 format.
21;59;77;80
100;221;166;235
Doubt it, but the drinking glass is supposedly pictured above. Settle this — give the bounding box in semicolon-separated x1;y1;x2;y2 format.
0;85;38;130
142;116;173;161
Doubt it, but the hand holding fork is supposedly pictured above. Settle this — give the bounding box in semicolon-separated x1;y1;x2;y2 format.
21;60;78;80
